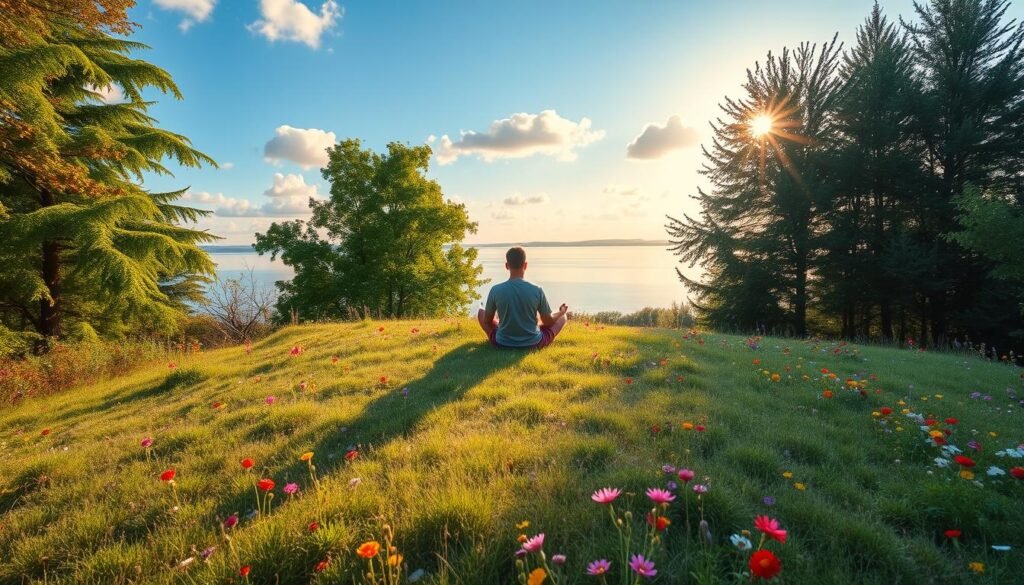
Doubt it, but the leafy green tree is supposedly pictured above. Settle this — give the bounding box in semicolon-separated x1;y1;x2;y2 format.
255;140;484;321
667;38;843;336
0;9;217;345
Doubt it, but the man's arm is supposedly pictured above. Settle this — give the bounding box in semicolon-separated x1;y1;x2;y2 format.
539;303;568;328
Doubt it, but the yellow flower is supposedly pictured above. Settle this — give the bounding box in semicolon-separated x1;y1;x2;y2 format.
872;411;881;417
921;396;928;401
934;394;943;400
388;553;403;567
989;432;998;438
959;470;975;481
896;426;903;432
516;520;530;530
682;422;694;430
901;408;910;414
897;400;906;406
794;482;806;491
300;451;314;462
929;430;943;438
782;471;794;479
968;562;985;574
528;567;547;585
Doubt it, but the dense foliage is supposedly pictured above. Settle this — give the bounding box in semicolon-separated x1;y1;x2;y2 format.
0;1;217;350
255;140;484;321
669;0;1024;349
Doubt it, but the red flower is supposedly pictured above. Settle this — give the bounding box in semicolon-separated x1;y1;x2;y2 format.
650;424;661;434
754;516;787;543
749;549;781;580
160;469;176;482
314;559;329;573
40;428;51;436
880;407;892;416
308;521;320;532
695;424;706;432
1010;467;1024;480
945;417;958;425
954;455;976;468
645;513;671;532
379;376;389;385
345;450;359;461
924;418;937;426
944;529;961;539
257;478;275;491
625;378;633;385
239;566;251;577
932;436;946;445
241;458;254;470
377;326;385;332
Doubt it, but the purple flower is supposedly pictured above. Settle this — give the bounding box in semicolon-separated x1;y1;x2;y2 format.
522;533;544;553
677;468;695;482
586;559;611;576
514;548;527;559
970;392;982;399
692;484;708;494
968;440;981;451
224;514;238;529
646;488;676;505
201;546;216;560
552;554;566;566
283;482;299;495
401;387;410;397
762;495;776;506
661;464;676;474
629;554;657;578
666;481;678;490
983;395;993;401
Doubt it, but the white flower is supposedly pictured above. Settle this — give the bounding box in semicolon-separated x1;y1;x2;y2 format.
941;445;962;456
934;457;951;468
991;545;1011;552
730;534;752;551
986;466;1006;477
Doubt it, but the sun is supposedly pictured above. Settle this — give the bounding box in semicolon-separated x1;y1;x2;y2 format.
749;114;774;138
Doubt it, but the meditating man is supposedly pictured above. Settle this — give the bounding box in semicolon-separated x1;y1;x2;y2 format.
478;246;568;349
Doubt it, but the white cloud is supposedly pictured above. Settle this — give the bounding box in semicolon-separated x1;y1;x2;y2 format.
626;115;699;160
263;125;336;169
503;193;549;206
220;162;235;170
248;0;342;49
184;173;319;218
154;0;216;31
85;84;124;104
603;184;640;197
491;210;514;221
429;110;605;165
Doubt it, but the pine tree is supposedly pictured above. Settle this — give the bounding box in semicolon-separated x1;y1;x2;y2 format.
667;38;843;336
0;13;217;345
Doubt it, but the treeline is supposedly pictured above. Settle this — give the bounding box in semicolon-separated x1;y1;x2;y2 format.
668;0;1024;350
575;302;695;329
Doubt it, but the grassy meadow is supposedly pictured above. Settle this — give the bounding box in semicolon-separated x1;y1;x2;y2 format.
1;319;1022;584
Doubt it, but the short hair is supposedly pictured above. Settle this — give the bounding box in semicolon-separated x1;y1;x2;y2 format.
506;246;526;269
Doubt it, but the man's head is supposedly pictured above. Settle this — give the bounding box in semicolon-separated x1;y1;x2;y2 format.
505;246;527;274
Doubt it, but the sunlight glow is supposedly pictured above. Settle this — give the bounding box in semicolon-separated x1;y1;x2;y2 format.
750;114;774;138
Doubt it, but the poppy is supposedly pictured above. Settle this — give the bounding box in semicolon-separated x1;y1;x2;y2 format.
1009;467;1024;480
300;451;314;462
945;417;958;425
822;390;833;399
880;407;892;416
257;478;275;491
314;559;329;573
749;550;781;580
954;455;976;468
308;521;319;532
241;458;254;469
356;541;381;558
645;512;671;532
945;529;961;539
160;469;176;482
345;450;358;461
240;566;251;577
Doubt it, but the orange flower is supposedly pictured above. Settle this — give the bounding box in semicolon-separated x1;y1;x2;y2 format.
345;449;358;461
528;568;547;585
257;478;275;491
299;451;314;462
356;541;381;558
682;422;694;430
771;373;781;382
822;390;833;399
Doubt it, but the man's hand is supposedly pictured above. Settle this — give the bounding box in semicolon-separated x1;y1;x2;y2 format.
540;303;569;328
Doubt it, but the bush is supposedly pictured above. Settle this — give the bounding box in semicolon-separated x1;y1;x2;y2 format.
575;302;695;328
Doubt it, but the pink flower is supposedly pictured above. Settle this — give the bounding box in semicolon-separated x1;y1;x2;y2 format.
591;487;622;504
289;345;303;356
677;468;695;482
629;554;657;578
140;437;153;448
552;554;566;566
283;482;299;495
754;515;787;543
692;484;708;494
646;487;676;505
224;514;238;529
522;533;544;553
265;396;276;405
586;559;611;575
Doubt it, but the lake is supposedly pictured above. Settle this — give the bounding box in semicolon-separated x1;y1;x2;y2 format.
208;245;696;314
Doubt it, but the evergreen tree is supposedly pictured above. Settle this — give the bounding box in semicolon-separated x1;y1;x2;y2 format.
0;10;217;345
255;140;484;321
667;39;843;336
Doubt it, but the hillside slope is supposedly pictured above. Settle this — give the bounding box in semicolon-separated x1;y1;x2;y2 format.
1;320;1022;584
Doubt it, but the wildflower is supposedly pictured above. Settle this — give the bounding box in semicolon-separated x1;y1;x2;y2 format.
586;559;611;575
522;533;545;553
201;546;216;560
224;514;239;529
645;512;671;532
257;478;275;491
379;376;389;385
552;554;566;566
782;471;793;479
241;458;254;469
212;401;225;409
959;470;975;480
968;562;984;574
141;438;153;448
1011;467;1024;479
240;566;250;577
666;480;678;490
692;483;708;494
356;541;381;558
300;451;314;462
991;545;1011;551
945;417;958;425
331;355;339;364
389;553;404;567
762;495;776;506
283;483;299;495
349;477;362;488
822;390;833;399
749;550;782;580
160;469;176;482
629;554;657;578
967;440;981;451
265;396;276;405
646;487;676;504
954;455;976;468
314;559;329;573
880;407;893;416
794;482;806;491
754;516;787;543
771;373;781;382
662;464;676;474
730;534;752;550
682;422;694;430
987;466;1005;477
345;449;359;461
289;345;303;356
695;424;706;432
308;521;319;532
591;487;622;504
514;548;527;558
516;520;530;530
944;529;961;539
625;378;633;385
527;568;547;585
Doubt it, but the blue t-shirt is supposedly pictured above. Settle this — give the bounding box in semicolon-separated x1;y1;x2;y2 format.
485;279;551;347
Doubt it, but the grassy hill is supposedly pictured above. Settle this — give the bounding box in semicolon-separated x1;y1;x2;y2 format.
1;320;1022;584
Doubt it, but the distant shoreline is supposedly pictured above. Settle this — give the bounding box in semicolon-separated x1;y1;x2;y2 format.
202;239;669;254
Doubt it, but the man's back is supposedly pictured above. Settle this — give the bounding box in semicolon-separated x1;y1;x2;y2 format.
485;278;551;347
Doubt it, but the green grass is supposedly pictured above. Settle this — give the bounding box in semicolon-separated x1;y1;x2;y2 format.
1;320;1022;584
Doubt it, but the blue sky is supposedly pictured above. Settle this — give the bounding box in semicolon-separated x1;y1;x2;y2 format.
128;0;1024;244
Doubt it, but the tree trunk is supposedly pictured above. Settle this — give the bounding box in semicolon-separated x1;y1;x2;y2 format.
38;189;61;341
